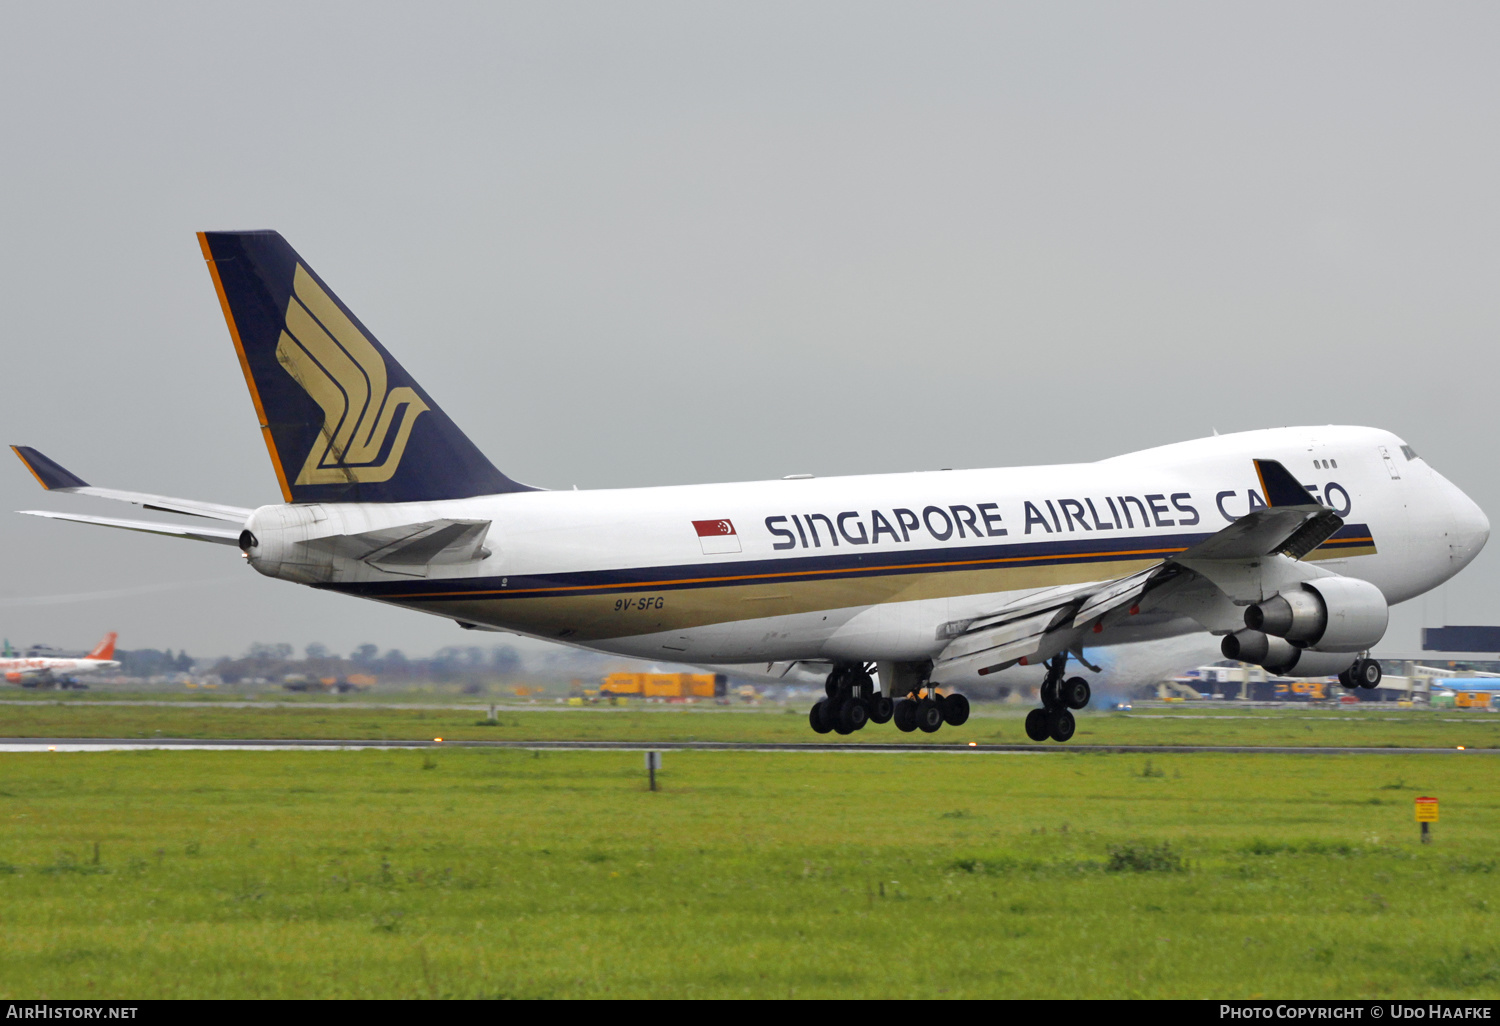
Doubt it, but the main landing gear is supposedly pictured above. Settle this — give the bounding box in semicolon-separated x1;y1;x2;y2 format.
1338;657;1382;691
892;684;968;734
809;664;890;735
808;664;969;735
1024;653;1090;744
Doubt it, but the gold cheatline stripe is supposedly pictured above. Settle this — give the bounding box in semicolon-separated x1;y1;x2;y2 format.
369;532;1378;603
197;232;293;503
381;545;1192;600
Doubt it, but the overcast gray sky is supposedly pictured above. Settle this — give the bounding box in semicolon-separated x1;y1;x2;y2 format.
1;2;1496;661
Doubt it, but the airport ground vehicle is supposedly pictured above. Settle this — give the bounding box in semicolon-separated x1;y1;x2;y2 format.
11;231;1490;742
600;672;727;700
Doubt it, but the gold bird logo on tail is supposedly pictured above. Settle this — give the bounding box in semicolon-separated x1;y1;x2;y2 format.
276;265;429;485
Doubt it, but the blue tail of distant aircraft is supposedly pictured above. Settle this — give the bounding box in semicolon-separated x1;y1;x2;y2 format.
197;230;531;503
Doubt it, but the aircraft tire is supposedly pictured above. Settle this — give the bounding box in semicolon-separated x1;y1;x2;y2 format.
809;701;833;735
941;693;970;726
1039;679;1058;708
916;698;943;733
1355;658;1382;689
1062;677;1091;710
868;694;894;724
1048;707;1076;743
1337;668;1356;690
894;700;919;733
834;702;870;732
838;698;868;733
1024;708;1049;741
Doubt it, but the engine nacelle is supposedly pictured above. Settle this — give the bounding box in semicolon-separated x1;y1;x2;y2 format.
1244;577;1388;653
5;672;22;684
1220;630;1359;678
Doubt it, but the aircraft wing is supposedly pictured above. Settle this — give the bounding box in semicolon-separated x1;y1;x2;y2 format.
11;446;251;523
932;568;1170;683
932;459;1343;682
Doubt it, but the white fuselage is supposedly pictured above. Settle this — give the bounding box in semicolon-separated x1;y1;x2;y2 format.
241;426;1488;678
1;656;119;682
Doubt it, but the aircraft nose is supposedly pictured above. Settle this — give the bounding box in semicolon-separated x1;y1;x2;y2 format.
1448;484;1489;571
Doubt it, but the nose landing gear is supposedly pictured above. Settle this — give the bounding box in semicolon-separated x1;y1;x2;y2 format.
1024;653;1090;743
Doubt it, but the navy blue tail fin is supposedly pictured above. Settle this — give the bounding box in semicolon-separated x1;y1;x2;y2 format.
198;230;530;503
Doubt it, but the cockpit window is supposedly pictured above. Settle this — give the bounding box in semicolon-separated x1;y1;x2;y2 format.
1401;445;1419;461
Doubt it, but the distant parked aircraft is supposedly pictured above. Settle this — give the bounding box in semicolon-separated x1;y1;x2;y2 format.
0;632;119;688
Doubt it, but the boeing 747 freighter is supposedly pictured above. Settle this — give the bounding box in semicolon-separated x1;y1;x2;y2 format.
12;232;1489;740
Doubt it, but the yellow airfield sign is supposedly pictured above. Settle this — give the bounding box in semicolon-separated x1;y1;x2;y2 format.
1415;796;1439;823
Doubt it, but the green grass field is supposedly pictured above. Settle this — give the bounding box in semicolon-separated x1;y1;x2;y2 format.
1;743;1497;998
0;697;1497;749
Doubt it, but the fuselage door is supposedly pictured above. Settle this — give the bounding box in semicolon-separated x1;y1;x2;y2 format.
1378;446;1401;480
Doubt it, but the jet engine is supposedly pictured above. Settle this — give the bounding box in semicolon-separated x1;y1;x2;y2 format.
1243;577;1389;653
1220;576;1389;678
1219;630;1362;677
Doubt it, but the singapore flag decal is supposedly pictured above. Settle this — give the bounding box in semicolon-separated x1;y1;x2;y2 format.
692;518;741;555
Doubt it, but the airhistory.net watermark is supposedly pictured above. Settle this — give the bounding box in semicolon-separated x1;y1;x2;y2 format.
5;1008;138;1020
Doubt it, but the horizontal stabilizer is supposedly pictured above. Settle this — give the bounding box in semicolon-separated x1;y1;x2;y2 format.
11;447;251;523
18;511;243;546
303;518;492;572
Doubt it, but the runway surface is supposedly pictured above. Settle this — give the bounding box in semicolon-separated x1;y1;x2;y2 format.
0;737;1488;755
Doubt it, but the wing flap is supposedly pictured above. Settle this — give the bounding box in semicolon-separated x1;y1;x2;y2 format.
1277;508;1345;560
939;608;1066;665
1070;565;1159;628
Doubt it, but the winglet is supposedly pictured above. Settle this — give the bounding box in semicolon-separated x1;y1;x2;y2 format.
1253;459;1319;507
87;632;118;661
11;446;88;490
